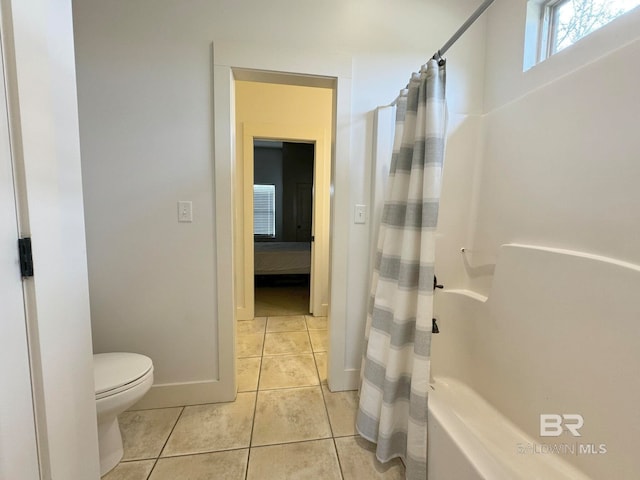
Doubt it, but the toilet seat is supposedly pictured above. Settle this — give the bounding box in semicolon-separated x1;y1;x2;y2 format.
94;352;153;400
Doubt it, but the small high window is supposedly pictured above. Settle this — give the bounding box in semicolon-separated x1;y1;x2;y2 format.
253;184;276;238
524;0;640;70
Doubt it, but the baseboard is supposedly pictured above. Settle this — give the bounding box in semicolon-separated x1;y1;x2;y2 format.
236;306;253;321
315;303;329;317
327;368;360;392
132;368;358;409
130;379;236;410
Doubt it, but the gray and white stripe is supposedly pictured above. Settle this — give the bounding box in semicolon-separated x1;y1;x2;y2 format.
356;59;446;480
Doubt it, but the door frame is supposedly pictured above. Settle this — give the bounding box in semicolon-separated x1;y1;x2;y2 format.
294;182;313;243
0;1;101;476
241;123;330;320
212;42;358;392
0;24;40;477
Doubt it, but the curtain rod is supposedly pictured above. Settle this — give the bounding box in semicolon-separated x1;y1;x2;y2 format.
432;0;496;65
382;0;496;107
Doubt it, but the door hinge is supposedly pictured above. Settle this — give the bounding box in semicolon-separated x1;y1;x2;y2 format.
18;237;34;277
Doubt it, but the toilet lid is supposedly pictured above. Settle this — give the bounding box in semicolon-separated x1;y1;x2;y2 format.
94;352;153;395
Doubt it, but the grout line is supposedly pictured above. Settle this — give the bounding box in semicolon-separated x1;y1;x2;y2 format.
144;405;185;479
311;339;346;480
245;316;265;480
317;369;335;439
134;294;342;478
251;436;334;449
265;329;308;334
260;352;315;357
312;343;346;480
332;436;346;480
157;406;185;459
261;351;314;357
256;356;262;393
311;350;324;387
259;322;267;358
153;445;251;460
145;458;158;480
257;381;320;392
254;384;322;395
146;294;330;478
244;447;250;480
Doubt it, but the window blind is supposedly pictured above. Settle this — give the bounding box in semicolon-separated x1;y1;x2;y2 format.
254;184;275;237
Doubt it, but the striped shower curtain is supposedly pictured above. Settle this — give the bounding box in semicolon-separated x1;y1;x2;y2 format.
356;59;446;479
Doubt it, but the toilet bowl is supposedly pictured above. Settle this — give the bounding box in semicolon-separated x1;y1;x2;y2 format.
94;352;153;476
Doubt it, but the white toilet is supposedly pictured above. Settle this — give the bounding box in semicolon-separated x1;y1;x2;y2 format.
94;352;154;476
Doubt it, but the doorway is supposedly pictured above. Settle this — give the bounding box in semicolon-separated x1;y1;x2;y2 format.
234;80;333;322
213;46;354;395
253;140;315;317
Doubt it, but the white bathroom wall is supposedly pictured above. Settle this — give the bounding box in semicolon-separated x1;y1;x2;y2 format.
483;0;640;112
465;0;640;295
428;0;640;477
433;245;640;479
72;0;487;394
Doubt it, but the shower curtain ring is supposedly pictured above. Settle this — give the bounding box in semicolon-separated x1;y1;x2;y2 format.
432;50;446;67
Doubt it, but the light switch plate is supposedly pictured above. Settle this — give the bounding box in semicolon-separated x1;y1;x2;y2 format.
355;204;366;224
178;201;193;222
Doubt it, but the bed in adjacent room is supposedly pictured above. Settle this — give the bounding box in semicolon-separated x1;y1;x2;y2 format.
254;242;311;275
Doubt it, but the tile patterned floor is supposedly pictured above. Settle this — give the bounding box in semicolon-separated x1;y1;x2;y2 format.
105;314;405;480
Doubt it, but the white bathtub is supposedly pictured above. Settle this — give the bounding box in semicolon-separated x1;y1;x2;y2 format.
429;244;640;478
427;377;591;480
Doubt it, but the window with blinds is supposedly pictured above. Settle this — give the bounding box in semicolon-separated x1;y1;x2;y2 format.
254;184;276;238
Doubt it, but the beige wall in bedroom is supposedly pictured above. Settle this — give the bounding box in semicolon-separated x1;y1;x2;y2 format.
234;80;334;320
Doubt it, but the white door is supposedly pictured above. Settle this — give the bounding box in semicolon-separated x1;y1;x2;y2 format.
0;36;40;478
